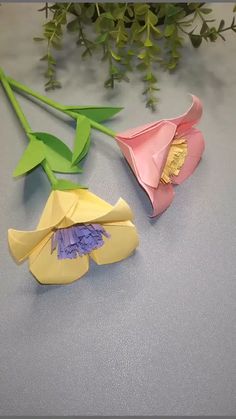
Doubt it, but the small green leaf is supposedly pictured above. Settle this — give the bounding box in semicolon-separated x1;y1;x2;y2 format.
40;55;48;61
32;132;82;174
200;7;212;14
40;54;55;63
168;61;177;70
134;4;149;16
166;4;183;18
95;33;108;43
143;72;157;83
67;19;79;32
72;117;91;165
33;37;44;41
110;50;121;61
53;179;87;191
144;38;153;47
102;12;114;20
138;52;146;59
43;22;56;30
190;34;202;48
148;10;158;26
208;30;218;42
164;24;176;37
13;140;45;177
64;106;123;122
111;65;119;75
127;5;134;17
74;3;81;15
200;21;209;35
218;19;225;31
85;4;95;18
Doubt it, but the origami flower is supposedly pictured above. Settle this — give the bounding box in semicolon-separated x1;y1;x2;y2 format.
8;189;139;284
115;95;205;216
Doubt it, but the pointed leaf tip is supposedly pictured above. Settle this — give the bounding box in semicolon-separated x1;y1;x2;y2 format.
13;140;45;177
64;106;123;122
72;117;91;165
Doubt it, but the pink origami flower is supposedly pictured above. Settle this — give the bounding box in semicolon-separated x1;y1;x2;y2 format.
115;95;205;216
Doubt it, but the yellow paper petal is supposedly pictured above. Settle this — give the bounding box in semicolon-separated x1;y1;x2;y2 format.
29;237;89;284
61;189;134;227
8;227;53;262
37;190;78;229
62;189;111;226
90;221;139;265
92;198;134;223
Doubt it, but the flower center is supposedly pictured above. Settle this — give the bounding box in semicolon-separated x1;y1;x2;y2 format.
51;224;110;260
161;138;187;184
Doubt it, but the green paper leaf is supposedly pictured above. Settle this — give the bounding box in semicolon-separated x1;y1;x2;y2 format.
53;179;87;191
76;133;91;162
72;117;91;165
64;106;123;122
32;132;82;174
13;140;45;177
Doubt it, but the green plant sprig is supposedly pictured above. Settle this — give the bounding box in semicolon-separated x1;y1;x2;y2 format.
178;4;236;47
35;3;236;110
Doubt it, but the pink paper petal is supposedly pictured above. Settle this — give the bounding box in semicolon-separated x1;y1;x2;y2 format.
139;181;174;217
172;128;205;185
151;183;175;217
116;121;176;188
170;95;203;136
116;120;164;140
116;95;202;141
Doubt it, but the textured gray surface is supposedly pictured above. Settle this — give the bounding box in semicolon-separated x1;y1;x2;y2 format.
0;3;236;416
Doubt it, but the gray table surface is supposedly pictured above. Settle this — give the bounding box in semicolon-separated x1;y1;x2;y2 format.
1;3;236;416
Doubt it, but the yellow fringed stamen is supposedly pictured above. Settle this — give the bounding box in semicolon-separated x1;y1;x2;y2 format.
161;138;187;184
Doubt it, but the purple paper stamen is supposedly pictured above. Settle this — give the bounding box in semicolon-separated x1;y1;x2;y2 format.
51;224;110;260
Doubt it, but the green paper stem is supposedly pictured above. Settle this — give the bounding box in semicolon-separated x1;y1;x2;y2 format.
0;68;58;187
0;69;32;136
7;76;117;138
41;160;58;187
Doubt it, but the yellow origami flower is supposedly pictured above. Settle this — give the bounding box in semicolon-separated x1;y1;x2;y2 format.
8;189;139;285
